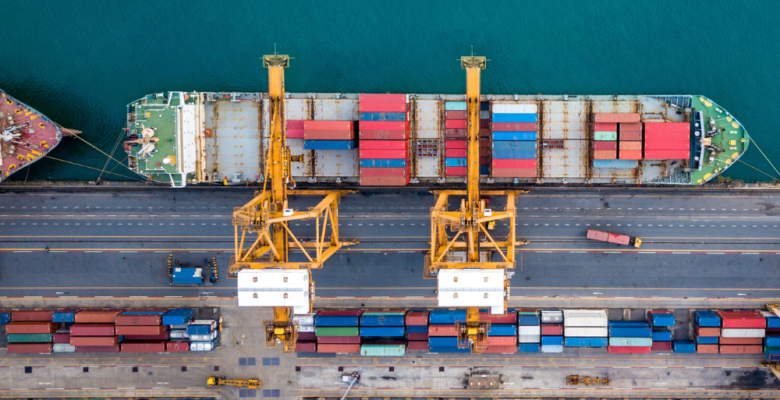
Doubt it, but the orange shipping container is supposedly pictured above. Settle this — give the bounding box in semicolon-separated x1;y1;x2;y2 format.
70;336;119;347
619;150;642;160
359;176;409;186
695;326;720;337
593;150;617;160
75;310;121;324
6;322;59;334
303;121;354;131
619;123;642;132
593;123;617;132
697;344;718;354
719;337;762;345
719;345;762;354
303;130;355;140
11;311;54;322
317;343;361;354
487;336;516;346
7;343;52;354
593;113;640;123
115;314;162;326
428;325;458;336
484;345;517;354
492;168;536;178
115;325;166;336
619;141;642;151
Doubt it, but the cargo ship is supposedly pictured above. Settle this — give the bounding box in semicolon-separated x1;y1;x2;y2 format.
0;89;64;182
124;92;748;188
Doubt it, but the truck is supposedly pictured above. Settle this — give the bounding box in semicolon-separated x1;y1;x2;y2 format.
586;229;642;248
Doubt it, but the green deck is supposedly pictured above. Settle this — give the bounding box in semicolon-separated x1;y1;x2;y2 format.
689;96;750;184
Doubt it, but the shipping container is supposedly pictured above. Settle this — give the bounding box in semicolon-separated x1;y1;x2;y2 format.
361;112;406;122
492;122;537;132
541;310;563;324
619;131;642;141
541;324;563;336
116;325;166;336
484;345;518;354
445;101;467;111
53;343;76;353
697;344;719;354
360;167;408;177
564;337;608;348
53;333;70;343
607;346;651;354
71;336;119;347
486;336;516;346
444;119;467;129
593;113;641;123
492;168;536;178
359;149;407;159
651;341;673;351
360;176;409;186
189;339;217;352
359;314;405;327
8;343;52;354
563;327;609;337
115;314;162;326
619;123;642;132
592;159;639;168
652;331;672;341
673;340;696;353
52;311;77;323
446;110;467;119
69;324;116;336
360;344;406;357
74;310;121;324
287;120;305;130
541;344;563;353
618;150;642;160
718;313;766;328
541;336;563;346
407;341;429;351
429;337;459;347
563;310;608;327
303;121;354;131
721;328;765;338
593;141;618;151
295;341;317;353
359;102;407;113
359;130;407;140
492;113;537;123
518;325;541;336
643;150;690;160
315;327;359;338
317;343;361;354
644;121;689;133
694;311;721;327
359;326;405;337
445;158;467;167
359;158;407;168
594;131;618;141
517;314;541;326
12;310;54;322
6;322;59;334
445;128;467;138
518;343;540;353
316;336;361;344
170;330;189;340
719;345;763;354
492;150;536;160
445;149;467;158
643;140;690;151
406;326;428;334
593;123;617;132
493;141;536;151
608;321;651;327
593;150;617;160
445;140;467;149
407;332;428;341
429;325;458;337
488;324;517;336
304;140;355;150
766;337;780;347
479;310;517;324
76;345;120;353
609;337;652;347
492;104;537;114
7;333;53;343
123;333;171;341
315;315;359;327
360;140;407;150
304;130;355;141
695;336;719;344
163;341;188;352
695;326;720;337
162;309;194;326
359;94;407;104
609;327;652;338
404;311;428;326
720;337;762;345
0;312;10;325
429;309;466;324
619;141;642;151
287;129;304;139
121;341;166;353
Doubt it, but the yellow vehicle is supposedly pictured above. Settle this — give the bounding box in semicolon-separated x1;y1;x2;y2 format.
207;377;261;389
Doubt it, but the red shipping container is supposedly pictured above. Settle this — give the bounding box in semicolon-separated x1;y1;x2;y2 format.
593;141;617;151
295;341;317;352
287;129;304;139
53;333;70;344
479;156;490;166
492;168;536;178
70;324;115;336
303;121;353;131
619;131;642;141
359;121;409;131
479;311;517;324
303;130;355;140
317;344;360;354
359;102;407;113
593;113;640;123
115;314;162;326
361;140;407;150
359;149;408;159
445;166;466;176
719;345;762;354
480;120;490;129
644;122;689;133
445;119;467;129
298;332;317;341
619;151;642;160
484;345;517;354
492;122;536;132
121;341;167;353
407;341;429;351
317;336;361;344
619;123;642;132
607;346;651;354
593;150;617;160
360;167;408;177
445;111;467;120
619;141;642;151
360;176;409;186
446;149;467;158
71;336;119;347
719;337;762;345
487;336;516;346
492;159;536;169
6;322;59;334
541;324;563;336
123;333;171;341
76;345;120;353
643;140;689;150
316;310;363;316
359;94;407;104
405;312;429;326
11;310;53;322
644;131;688;142
122;309;170;314
429;325;458;336
644;150;689;160
479;148;489;157
608;232;631;246
446;128;467;138
593;123;617;132
480;138;489;148
116;325;166;336
8;343;52;354
166;341;190;352
651;341;673;351
697;344;719;353
718;318;766;329
360;130;407;140
695;326;720;337
287;120;305;130
479;129;491;137
75;310;121;323
446;140;467;149
407;332;429;341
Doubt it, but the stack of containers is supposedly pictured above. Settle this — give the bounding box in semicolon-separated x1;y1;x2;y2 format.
184;319;218;353
563;309;608;349
71;310;122;353
608;320;653;354
694;310;721;354
762;311;780;359
52;310;76;353
294;314;317;353
6;310;57;354
592;122;618;161
517;310;541;353
717;311;765;354
444;101;468;177
163;308;194;343
491;104;537;178
644;122;690;160
540;310;563;354
618;123;643;160
479;101;491;175
359;94;409;186
303;121;356;150
428;309;469;353
483;310;518;354
592;114;641;167
359;311;406;356
315;310;361;354
406;311;429;352
649;311;674;351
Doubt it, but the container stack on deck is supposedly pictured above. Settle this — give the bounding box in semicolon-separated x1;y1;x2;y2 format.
563;309;608;349
293;314;316;353
428;309;469;353
649;311;674;351
484;310;518;354
765;312;780;359
314;310;362;354
694;310;721;354
358;94;409;186
406;311;429;351
619;122;643;160
359;311;406;356
517;310;541;353
644;122;690;160
608;320;653;354
491;104;537;178
592;113;641;169
444;101;468;177
718;311;765;354
302;121;356;150
5;311;58;354
479;102;491;175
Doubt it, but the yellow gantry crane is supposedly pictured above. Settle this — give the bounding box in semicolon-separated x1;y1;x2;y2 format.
228;52;353;353
424;52;528;353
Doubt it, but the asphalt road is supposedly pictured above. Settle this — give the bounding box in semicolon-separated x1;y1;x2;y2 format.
1;188;779;299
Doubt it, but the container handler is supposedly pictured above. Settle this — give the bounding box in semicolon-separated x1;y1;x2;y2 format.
586;229;642;248
207;377;261;389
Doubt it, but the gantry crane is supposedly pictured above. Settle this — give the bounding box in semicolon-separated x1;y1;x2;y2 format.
424;52;528;353
228;52;353;353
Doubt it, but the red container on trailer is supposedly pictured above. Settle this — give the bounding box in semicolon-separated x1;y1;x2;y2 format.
360;167;408;178
429;325;458;336
607;232;631;246
360;130;407;140
166;341;190;352
487;336;516;346
446;149;467;158
6;322;59;334
541;324;563;336
484;345;517;354
317;344;360;354
115;314;162;326
479;311;517;324
719;337;762;345
316;310;363;316
492;122;536;131
446;129;467;138
11;310;54;322
593;141;617;151
71;336;119;347
445;167;467;176
619;131;642;141
719;345;762;354
304;130;355;140
360;140;407;150
407;332;429;341
122;333;170;341
619;123;642;132
593;123;617;132
317;336;361;344
295;341;317;352
359;149;408;159
607;346;651;354
303;120;354;131
359;94;407;104
359;102;407;113
593;113;640;123
587;229;610;241
695;326;720;337
492;168;536;178
619;151;642;160
8;343;52;354
297;332;317;341
121;341;167;353
360;176;409;186
446;140;467;149
445;111;467;120
70;324;116;336
445;120;467;129
116;325;166;336
76;345;120;353
407;341;429;351
75;310;121;323
697;344;719;353
644;150;689;160
405;311;429;326
492;159;536;169
651;341;672;351
53;333;70;343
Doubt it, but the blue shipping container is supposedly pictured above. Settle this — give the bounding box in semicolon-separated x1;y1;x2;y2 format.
517;315;540;326
518;343;540;353
492;131;537;141
608;321;651;327
188;324;213;335
0;312;10;325
360;315;405;327
360;112;406;122
592;160;639;169
406;325;428;334
609;327;652;338
765;336;780;347
696;336;719;344
315;315;359;327
359;327;405;337
673;340;696;353
480;101;490;111
429;346;471;353
767;317;780;328
491;113;537;123
52;311;76;323
488;324;517;337
541;336;563;346
768;351;780;362
304;140;355;150
694;311;721;327
429;310;466;324
445;158;467;167
651;313;675;327
172;267;203;285
445;101;467;111
565;337;608;348
492;150;536;160
652;331;673;341
492;141;536;151
479;166;489;175
429;337;459;347
162;309;194;326
360;158;407;168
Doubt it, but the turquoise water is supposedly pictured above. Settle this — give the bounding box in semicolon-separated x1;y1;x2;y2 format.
1;0;779;182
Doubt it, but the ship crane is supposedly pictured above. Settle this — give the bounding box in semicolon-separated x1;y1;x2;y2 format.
424;52;528;354
228;52;353;353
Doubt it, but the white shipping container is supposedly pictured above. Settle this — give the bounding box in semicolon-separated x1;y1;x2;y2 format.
720;328;766;338
293;314;315;326
518;334;541;343
299;325;315;333
564;327;608;337
189;341;215;351
170;330;189;339
170;323;190;330
189;331;219;341
541;310;563;323
541;344;563;353
53;343;76;353
518;326;541;335
191;319;217;330
492;103;538;114
563;310;608;327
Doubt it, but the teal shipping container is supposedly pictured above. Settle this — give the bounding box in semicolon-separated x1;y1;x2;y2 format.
609;337;653;347
593;160;638;169
7;333;53;343
594;131;618;141
445;101;467;111
492;141;536;151
360;344;406;357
